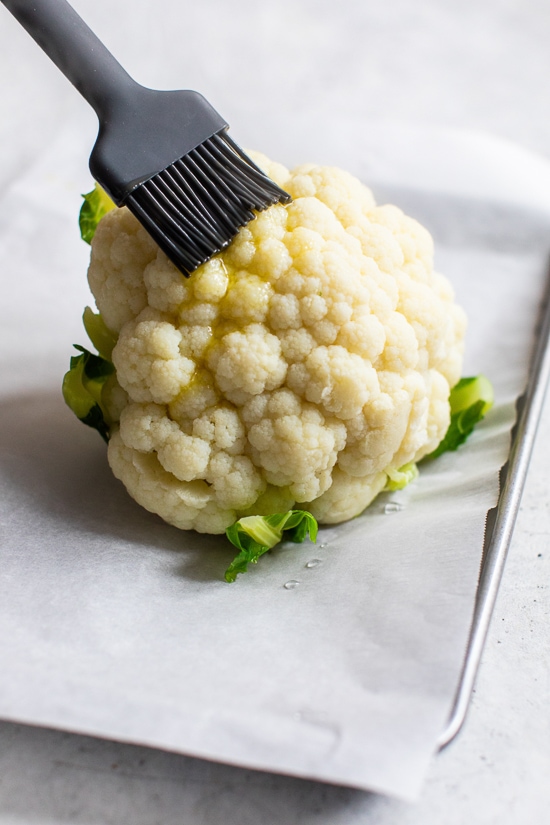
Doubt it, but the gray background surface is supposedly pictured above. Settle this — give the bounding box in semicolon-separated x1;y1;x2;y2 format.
0;0;549;822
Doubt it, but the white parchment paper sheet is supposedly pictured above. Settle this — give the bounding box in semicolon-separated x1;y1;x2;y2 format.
1;102;550;800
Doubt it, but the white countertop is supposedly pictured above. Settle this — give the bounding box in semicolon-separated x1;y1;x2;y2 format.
0;0;549;821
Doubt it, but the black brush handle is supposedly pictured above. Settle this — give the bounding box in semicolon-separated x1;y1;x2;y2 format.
1;0;136;118
1;0;228;205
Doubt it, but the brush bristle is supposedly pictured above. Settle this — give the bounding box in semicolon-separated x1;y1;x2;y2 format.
124;132;291;277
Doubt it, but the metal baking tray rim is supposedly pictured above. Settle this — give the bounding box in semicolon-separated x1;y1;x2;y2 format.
438;265;550;748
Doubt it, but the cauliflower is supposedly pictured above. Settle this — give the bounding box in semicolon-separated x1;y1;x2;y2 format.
84;154;466;534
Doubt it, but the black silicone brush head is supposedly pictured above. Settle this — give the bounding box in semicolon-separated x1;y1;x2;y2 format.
124;132;291;277
88;86;291;277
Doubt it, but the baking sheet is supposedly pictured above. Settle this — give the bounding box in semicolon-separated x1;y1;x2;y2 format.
1;118;550;801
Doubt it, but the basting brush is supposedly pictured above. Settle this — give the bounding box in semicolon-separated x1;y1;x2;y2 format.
1;0;291;276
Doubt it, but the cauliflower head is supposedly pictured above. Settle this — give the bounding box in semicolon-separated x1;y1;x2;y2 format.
87;154;466;534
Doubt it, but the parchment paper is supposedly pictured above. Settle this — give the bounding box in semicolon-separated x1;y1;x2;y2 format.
1;109;550;800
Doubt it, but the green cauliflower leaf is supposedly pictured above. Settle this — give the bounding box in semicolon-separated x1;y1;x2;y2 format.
79;183;115;244
224;511;318;582
384;462;419;492
426;375;494;460
83;306;117;361
62;346;114;442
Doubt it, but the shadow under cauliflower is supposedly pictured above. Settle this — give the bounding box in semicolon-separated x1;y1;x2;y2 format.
77;154;467;534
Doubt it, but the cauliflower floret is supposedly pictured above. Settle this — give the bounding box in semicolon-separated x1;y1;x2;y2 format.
88;208;158;331
208;324;287;404
112;307;195;404
88;157;466;534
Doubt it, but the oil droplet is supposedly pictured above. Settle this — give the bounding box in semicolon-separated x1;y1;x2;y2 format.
284;580;300;590
384;501;403;514
305;559;323;569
